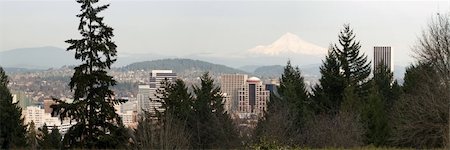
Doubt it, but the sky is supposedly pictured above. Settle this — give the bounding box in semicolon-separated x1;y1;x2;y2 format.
1;0;449;66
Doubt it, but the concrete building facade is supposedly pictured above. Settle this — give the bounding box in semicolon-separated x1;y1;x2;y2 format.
220;74;248;113
237;77;270;117
137;70;177;114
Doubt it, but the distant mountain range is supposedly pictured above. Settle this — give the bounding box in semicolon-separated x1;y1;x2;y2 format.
0;46;172;69
119;58;248;77
0;46;77;69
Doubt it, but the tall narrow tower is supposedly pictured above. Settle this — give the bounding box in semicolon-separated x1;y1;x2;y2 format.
373;46;394;72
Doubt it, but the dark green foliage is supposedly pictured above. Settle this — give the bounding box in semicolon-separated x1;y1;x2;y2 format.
372;64;398;108
134;78;193;149
135;73;240;149
156;79;192;121
254;61;310;146
311;47;345;115
312;24;371;116
51;0;128;148
340;85;360;113
0;67;27;149
38;125;62;149
190;73;240;149
362;84;389;146
277;61;311;126
333;24;371;96
27;121;38;149
361;64;399;146
121;58;247;75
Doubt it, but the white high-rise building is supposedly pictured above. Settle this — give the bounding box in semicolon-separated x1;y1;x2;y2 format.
24;106;45;127
137;70;177;115
23;106;73;134
374;46;394;72
137;85;151;114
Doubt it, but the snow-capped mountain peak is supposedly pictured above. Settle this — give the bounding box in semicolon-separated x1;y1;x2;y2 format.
248;32;327;56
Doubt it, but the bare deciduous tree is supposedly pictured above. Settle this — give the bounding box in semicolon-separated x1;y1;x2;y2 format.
303;112;364;148
412;13;450;148
391;64;449;148
415;14;450;84
134;113;191;149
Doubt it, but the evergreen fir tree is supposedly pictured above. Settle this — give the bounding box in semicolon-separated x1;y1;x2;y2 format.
333;24;371;96
340;85;360;113
390;80;402;108
0;67;27;149
156;79;192;121
362;83;389;146
27;121;38;149
277;60;311;126
51;0;127;148
38;124;49;149
360;64;398;146
254;61;311;146
48;126;62;149
373;64;395;107
311;46;345;115
190;73;240;149
38;124;62;149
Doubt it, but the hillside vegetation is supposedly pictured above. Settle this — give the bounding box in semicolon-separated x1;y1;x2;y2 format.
120;58;248;76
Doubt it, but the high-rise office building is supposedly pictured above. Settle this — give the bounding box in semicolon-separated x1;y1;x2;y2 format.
149;70;177;114
374;46;394;72
137;70;177;114
137;85;151;114
237;77;270;117
220;74;248;113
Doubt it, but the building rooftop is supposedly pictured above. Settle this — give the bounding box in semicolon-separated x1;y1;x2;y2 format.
247;77;261;82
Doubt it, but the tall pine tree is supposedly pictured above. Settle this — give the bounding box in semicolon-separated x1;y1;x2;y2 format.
190;73;240;149
361;64;399;146
311;46;345;115
333;24;371;96
156;79;192;121
278;60;310;126
26;121;38;149
38;125;62;149
313;24;371;115
51;0;127;148
0;67;27;149
362;83;389;146
254;61;310;146
373;64;399;109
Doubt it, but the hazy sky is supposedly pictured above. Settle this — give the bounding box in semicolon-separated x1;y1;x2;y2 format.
1;0;449;66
